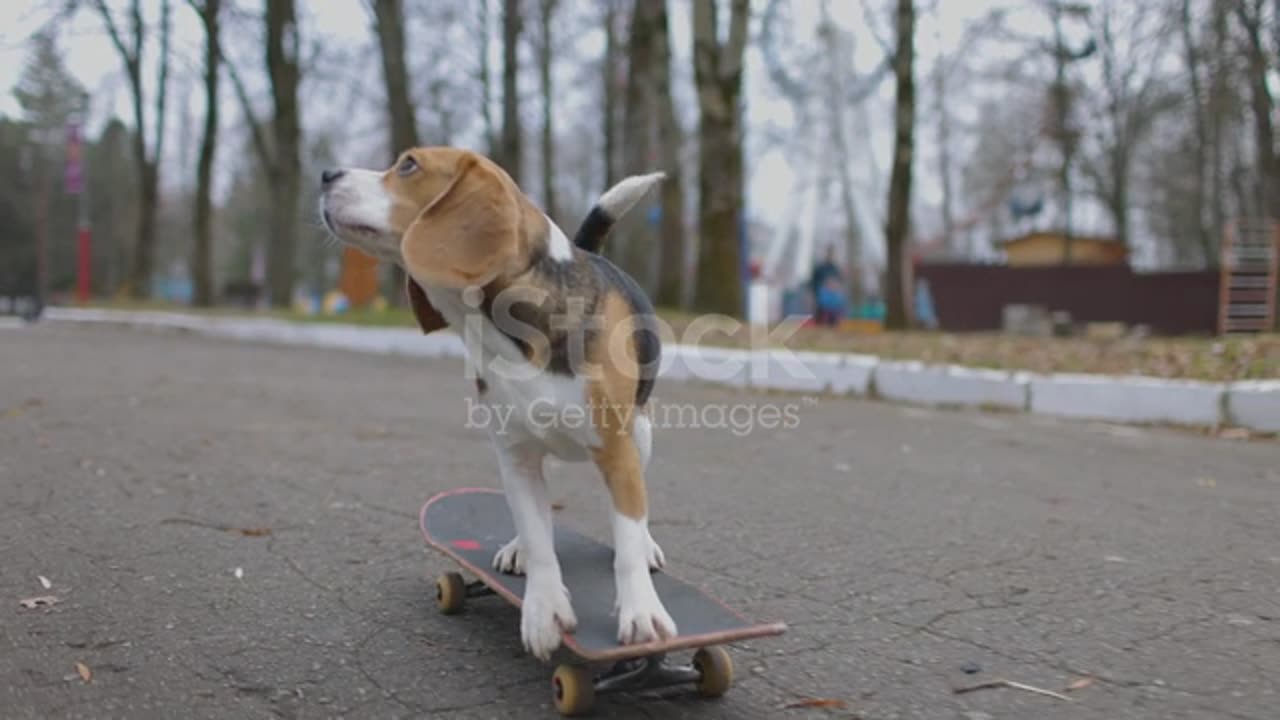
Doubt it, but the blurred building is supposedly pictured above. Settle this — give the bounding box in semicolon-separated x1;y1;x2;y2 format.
999;231;1128;267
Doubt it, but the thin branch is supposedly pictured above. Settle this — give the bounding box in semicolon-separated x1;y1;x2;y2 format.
92;0;136;64
152;0;173;167
224;55;274;172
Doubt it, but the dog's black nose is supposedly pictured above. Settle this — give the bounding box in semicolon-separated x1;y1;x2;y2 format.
321;169;345;187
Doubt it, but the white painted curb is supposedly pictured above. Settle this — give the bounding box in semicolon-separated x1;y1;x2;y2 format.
831;354;879;396
661;345;751;387
37;307;1280;434
1029;373;1225;427
1226;381;1280;433
874;361;1028;411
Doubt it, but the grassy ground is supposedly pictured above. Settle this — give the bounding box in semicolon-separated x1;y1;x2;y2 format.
78;299;1278;382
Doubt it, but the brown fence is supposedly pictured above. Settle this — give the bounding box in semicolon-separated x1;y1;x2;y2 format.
915;263;1220;336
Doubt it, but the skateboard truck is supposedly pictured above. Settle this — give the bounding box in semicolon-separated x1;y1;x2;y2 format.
550;647;733;716
594;654;702;694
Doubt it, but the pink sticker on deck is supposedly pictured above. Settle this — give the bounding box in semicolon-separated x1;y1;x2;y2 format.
451;539;481;551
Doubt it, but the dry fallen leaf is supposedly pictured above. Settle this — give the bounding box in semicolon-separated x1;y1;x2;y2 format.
1064;676;1095;692
75;662;92;683
551;502;566;511
784;698;848;710
18;595;59;610
38;575;51;590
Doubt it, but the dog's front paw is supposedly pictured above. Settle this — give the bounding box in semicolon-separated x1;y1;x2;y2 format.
521;579;577;660
492;537;525;575
616;585;677;645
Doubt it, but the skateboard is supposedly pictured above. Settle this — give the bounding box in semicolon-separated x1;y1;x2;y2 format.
419;487;787;716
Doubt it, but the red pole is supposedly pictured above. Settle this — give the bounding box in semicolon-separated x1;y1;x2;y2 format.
77;223;91;303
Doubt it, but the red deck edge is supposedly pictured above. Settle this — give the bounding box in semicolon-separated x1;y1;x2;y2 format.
419;488;789;662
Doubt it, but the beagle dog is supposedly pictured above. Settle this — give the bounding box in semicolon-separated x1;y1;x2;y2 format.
319;147;674;660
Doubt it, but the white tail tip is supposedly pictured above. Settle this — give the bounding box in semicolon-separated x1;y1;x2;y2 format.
598;172;666;219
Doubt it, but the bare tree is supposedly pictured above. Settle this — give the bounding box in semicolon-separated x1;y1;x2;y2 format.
601;0;622;188
652;0;686;308
884;0;915;330
1079;0;1179;250
475;0;496;154
691;0;749;316
536;0;559;220
370;0;418;303
1234;0;1276;220
617;0;660;287
265;0;302;307
188;0;220;306
91;0;173;299
371;0;419;155
226;0;302;307
498;0;522;183
1178;0;1213;263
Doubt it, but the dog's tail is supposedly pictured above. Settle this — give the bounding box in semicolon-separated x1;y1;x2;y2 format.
572;172;666;254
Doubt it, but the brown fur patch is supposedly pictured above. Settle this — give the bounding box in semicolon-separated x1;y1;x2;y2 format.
588;292;647;519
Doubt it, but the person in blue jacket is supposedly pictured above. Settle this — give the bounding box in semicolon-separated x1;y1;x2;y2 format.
810;246;845;327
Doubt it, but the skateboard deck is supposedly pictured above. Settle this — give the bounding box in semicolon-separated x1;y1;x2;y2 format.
419;487;787;662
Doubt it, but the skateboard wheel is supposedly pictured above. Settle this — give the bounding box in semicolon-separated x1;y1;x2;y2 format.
693;646;733;698
435;572;466;614
551;664;594;716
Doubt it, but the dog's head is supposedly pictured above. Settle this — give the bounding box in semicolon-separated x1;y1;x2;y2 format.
320;147;543;333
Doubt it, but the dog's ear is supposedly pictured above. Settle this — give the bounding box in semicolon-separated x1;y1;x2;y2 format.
400;152;522;289
405;277;447;334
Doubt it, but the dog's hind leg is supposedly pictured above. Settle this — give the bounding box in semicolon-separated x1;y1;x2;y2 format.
592;408;676;645
629;410;665;571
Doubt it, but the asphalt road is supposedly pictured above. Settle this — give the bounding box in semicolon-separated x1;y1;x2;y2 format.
2;322;1278;720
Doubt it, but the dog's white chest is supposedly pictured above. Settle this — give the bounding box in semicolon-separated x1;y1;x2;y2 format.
484;371;598;461
423;285;599;460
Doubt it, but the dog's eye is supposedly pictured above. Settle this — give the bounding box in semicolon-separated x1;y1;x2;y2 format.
396;157;419;177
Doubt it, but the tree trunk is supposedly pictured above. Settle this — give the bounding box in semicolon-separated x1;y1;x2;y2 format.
95;0;172;299
499;0;522;183
618;0;659;287
934;59;955;258
1236;1;1276;220
691;0;749;317
1179;0;1212;266
266;0;301;307
132;162;159;298
477;0;495;154
653;0;685;309
372;0;417;305
883;0;915;330
1208;1;1229;246
602;0;620;188
538;0;558;221
373;0;419;155
192;0;220;307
